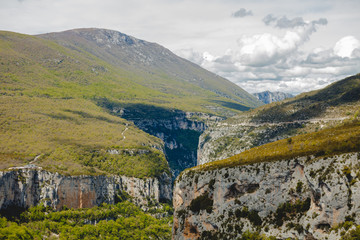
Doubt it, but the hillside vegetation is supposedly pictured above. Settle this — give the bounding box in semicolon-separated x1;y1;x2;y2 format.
197;74;360;164
0;200;173;239
0;29;261;177
191;118;360;173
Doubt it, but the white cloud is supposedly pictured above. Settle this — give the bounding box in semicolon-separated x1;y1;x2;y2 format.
333;36;360;58
177;17;360;95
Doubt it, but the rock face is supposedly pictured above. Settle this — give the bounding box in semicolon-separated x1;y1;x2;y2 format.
0;167;172;212
253;91;294;104
173;152;360;240
197;115;304;165
108;104;223;178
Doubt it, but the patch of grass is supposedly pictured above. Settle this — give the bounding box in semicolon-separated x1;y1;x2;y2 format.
0;95;168;178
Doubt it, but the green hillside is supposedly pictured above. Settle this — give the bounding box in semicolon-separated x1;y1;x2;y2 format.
251;74;360;123
197;74;360;164
189;118;360;173
38;28;261;113
0;29;261;177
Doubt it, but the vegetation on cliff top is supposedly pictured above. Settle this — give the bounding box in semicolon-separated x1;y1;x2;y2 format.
189;119;360;172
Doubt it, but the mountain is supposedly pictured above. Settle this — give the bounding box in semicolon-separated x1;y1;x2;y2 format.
0;28;261;176
173;75;360;239
0;28;264;225
253;90;294;104
198;74;360;164
38;28;262;114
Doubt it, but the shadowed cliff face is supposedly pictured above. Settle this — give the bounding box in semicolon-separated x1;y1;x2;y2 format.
119;104;206;178
99;101;221;178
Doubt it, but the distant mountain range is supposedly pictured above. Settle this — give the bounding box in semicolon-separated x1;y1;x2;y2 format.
253;91;294;104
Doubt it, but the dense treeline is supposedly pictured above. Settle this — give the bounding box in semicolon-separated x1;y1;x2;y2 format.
0;201;172;239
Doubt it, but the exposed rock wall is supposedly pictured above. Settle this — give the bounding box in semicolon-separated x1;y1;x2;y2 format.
198;121;300;165
253;91;294;104
0;168;172;212
173;152;360;240
112;106;222;178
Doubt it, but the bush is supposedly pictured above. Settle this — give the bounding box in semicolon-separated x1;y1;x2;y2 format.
189;193;213;214
235;207;262;226
275;198;310;226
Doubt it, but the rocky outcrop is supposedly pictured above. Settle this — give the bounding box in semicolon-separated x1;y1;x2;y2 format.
108;103;223;178
173;152;360;239
197;116;348;165
253;91;294;104
0;167;172;212
197;117;304;165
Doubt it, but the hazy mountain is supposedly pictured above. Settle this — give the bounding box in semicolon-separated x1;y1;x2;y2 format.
253;90;294;104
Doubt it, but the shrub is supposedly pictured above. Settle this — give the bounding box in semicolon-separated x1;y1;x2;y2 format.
189;193;213;214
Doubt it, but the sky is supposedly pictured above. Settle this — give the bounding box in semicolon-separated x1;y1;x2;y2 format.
1;0;360;94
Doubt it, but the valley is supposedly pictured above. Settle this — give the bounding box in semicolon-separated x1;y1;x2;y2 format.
0;28;359;240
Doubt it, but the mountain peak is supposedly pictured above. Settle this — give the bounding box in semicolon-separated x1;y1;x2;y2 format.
253;91;294;104
40;28;146;47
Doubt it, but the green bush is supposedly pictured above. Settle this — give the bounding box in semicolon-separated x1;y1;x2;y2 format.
189;193;213;214
275;198;310;226
235;207;262;226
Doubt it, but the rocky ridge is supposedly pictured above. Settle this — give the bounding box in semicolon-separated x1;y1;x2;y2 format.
108;103;223;178
198;74;360;165
173;152;360;239
0;166;172;213
253;91;294;104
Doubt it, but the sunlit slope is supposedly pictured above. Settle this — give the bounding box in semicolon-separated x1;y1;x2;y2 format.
39;28;262;113
0;31;168;177
197;74;360;164
0;29;261;177
191;119;360;173
250;74;360;123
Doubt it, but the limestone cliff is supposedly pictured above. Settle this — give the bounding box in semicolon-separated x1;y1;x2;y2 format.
104;101;223;178
0;166;171;213
253;91;294;104
173;152;360;239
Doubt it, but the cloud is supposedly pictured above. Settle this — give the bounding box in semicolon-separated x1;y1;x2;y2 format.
232;8;253;18
234;16;327;67
333;36;360;58
263;14;327;29
177;20;360;95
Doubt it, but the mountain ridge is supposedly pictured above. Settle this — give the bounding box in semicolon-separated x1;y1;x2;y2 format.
38;28;262;113
253;90;294;104
197;73;360;165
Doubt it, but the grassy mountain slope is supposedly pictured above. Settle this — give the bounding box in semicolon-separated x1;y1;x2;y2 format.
192;119;360;173
251;73;360;123
198;74;360;164
38;28;262;113
0;29;260;177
